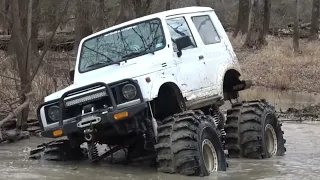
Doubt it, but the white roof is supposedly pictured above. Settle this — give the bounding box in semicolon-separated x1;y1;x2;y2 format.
147;6;213;18
82;6;214;41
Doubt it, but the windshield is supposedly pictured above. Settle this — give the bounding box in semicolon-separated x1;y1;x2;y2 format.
78;18;165;73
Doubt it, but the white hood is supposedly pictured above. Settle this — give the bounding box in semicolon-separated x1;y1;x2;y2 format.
44;53;168;102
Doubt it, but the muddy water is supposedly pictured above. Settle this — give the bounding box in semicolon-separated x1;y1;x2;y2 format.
0;122;320;180
1;88;320;180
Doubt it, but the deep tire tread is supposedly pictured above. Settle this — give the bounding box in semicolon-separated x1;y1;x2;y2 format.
155;110;224;176
224;99;286;159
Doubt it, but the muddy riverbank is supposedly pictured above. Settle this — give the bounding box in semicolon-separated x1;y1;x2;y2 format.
0;122;319;180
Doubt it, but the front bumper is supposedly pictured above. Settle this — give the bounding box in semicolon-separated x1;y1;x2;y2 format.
37;79;146;138
41;102;147;138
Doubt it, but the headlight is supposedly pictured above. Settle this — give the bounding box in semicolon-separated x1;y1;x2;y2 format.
48;105;60;122
122;84;137;100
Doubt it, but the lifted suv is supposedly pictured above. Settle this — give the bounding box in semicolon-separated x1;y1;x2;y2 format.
30;7;286;176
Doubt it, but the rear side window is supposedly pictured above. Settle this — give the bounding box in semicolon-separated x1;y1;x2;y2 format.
191;15;221;45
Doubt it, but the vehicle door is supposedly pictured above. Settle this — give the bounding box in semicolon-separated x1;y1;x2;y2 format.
189;12;231;96
165;16;209;99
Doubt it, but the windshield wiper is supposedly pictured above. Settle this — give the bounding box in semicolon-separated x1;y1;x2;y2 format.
86;61;120;70
83;45;114;62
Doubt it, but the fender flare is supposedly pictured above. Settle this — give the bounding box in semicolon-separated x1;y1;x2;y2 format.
149;76;183;100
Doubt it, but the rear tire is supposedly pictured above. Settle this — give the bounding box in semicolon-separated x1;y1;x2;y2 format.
224;99;286;159
155;110;227;176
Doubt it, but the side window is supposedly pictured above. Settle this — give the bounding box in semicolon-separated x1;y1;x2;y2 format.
166;17;196;52
191;15;221;45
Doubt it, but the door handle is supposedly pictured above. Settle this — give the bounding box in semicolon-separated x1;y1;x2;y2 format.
199;55;204;60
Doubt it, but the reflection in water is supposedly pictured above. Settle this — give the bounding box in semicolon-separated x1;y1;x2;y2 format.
1;122;320;180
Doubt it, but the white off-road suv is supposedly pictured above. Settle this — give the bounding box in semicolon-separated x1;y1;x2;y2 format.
30;6;286;176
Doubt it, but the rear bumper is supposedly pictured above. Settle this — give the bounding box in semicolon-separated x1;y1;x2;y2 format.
41;102;147;138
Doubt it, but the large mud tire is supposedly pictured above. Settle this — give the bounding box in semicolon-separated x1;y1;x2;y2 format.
29;139;87;161
224;99;286;159
155;110;227;176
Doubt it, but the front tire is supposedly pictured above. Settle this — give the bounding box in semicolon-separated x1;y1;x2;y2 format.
155;110;227;176
29;139;87;161
224;99;286;159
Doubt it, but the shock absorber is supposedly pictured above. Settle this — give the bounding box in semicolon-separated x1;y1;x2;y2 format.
145;117;156;151
145;102;157;151
88;143;99;162
209;107;226;141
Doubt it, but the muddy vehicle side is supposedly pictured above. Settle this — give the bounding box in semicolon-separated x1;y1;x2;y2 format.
30;6;286;176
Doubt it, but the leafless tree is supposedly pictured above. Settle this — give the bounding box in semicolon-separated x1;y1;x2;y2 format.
309;0;319;40
11;0;32;129
0;0;10;35
6;0;69;130
233;0;251;37
166;0;171;10
115;0;135;25
74;0;92;54
293;0;300;52
91;0;105;32
195;0;201;6
263;0;271;35
244;0;266;49
132;0;152;18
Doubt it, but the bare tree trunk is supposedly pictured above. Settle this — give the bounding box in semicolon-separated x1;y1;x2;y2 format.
166;0;171;10
310;0;320;40
263;0;271;36
30;0;39;73
0;0;6;34
293;0;300;52
132;0;152;18
233;0;250;37
46;0;59;32
115;0;135;25
195;0;201;6
11;0;31;130
73;0;92;54
244;0;266;49
92;0;105;32
27;0;33;74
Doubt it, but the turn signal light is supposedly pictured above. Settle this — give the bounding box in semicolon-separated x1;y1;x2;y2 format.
53;129;63;137
114;111;129;120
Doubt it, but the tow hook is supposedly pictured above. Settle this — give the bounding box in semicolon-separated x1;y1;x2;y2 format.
84;129;94;141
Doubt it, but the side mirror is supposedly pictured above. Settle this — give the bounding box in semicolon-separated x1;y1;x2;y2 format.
175;36;193;57
69;69;75;83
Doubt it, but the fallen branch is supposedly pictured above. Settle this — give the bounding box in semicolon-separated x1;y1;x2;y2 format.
0;92;33;141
